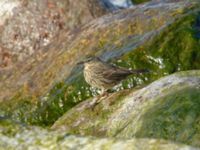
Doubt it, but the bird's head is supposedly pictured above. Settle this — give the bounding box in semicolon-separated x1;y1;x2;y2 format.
77;57;101;66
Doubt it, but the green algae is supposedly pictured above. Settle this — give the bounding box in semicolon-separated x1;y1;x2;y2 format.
132;0;150;4
0;76;93;126
33;75;93;126
0;118;24;137
115;13;200;87
52;90;131;137
134;87;200;147
0;93;37;124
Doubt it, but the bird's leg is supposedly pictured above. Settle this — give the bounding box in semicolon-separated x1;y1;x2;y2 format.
89;89;105;106
89;97;99;110
100;88;109;97
89;88;109;110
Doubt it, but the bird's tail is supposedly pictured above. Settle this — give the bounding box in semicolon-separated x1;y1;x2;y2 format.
130;69;150;74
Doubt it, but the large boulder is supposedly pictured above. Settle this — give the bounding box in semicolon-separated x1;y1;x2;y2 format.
52;71;200;147
0;0;107;69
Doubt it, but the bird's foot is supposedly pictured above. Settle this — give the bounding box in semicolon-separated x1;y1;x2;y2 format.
89;97;99;111
101;91;109;97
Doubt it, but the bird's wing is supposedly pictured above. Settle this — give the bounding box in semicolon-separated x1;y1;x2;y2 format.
101;63;149;81
102;64;133;81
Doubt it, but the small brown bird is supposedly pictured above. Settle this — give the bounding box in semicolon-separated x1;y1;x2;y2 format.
78;57;148;95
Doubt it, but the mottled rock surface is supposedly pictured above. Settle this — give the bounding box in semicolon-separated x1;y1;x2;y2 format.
0;0;106;69
0;119;199;150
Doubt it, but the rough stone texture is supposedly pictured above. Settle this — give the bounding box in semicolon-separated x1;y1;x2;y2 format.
0;0;106;69
52;71;200;147
0;119;199;150
108;71;200;137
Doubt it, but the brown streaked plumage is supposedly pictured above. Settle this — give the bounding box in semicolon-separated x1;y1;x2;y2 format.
78;57;149;94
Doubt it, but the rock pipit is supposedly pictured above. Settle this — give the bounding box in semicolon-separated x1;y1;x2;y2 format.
77;57;149;108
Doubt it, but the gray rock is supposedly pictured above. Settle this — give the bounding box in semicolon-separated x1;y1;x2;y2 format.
0;0;107;68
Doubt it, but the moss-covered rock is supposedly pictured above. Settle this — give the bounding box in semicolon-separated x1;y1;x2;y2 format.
133;87;200;146
113;11;200;87
52;71;200;148
0;118;198;150
51;89;132;136
110;71;200;147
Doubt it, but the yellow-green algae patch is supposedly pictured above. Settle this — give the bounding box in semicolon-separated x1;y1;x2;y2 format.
133;87;200;147
102;70;200;148
132;0;150;4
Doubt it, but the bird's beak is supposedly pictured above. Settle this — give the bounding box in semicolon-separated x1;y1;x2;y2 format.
76;61;84;65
